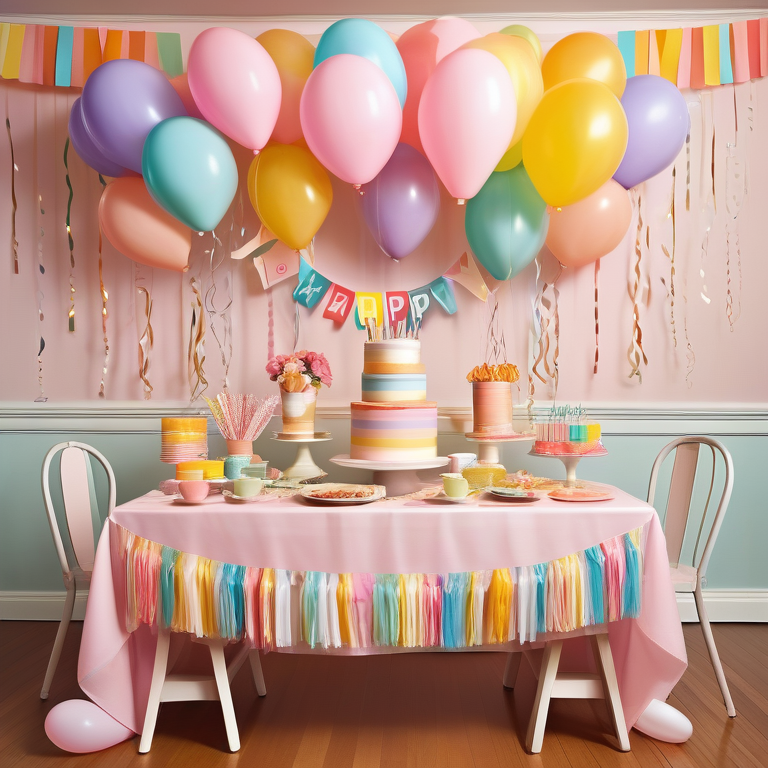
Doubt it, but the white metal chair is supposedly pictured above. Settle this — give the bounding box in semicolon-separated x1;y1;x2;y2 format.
647;435;736;717
40;441;116;699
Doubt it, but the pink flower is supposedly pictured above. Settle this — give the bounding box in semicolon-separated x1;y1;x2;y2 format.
265;358;282;377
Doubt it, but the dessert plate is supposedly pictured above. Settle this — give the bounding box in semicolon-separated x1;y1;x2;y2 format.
222;489;269;504
548;487;614;502
434;490;482;504
487;487;541;503
300;483;385;505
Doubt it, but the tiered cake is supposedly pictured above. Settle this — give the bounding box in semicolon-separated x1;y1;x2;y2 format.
350;340;437;461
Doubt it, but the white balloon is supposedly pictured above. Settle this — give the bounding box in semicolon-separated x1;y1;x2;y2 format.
45;699;134;753
633;699;693;743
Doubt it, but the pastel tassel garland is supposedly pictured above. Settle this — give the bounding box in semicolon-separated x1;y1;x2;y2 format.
117;523;646;651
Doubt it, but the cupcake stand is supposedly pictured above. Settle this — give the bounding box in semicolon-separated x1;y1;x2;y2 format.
330;455;449;497
464;432;535;464
271;432;332;480
528;444;608;485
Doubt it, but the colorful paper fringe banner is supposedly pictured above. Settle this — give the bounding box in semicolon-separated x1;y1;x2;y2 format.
116;522;644;650
0;23;182;85
618;18;767;86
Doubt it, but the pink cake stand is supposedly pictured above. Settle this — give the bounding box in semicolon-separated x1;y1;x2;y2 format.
528;445;608;485
464;432;535;464
330;455;449;497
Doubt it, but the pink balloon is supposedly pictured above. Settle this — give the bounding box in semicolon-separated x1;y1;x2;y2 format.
397;17;481;154
300;54;402;187
45;700;134;753
187;27;281;152
545;179;632;268
419;48;516;201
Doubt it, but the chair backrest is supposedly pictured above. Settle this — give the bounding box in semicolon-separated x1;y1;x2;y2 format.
41;441;116;577
647;436;733;579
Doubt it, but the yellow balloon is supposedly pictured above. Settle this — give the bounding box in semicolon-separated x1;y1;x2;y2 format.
499;24;543;65
464;33;544;147
522;79;628;208
248;144;333;251
256;29;315;144
494;140;523;172
541;32;626;98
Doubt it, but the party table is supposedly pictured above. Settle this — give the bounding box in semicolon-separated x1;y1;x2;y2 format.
78;486;687;737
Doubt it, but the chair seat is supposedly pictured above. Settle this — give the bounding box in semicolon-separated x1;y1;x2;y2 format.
670;564;698;592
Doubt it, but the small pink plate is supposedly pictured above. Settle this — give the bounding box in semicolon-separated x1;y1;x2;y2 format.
548;488;614;502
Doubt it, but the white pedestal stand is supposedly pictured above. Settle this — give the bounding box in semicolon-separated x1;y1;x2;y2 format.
330;455;449;497
464;434;534;465
271;434;332;480
528;446;608;486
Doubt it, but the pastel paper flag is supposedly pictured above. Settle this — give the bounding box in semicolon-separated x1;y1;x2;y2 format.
253;246;299;289
144;31;160;69
719;24;733;84
18;25;37;83
385;291;410;325
355;293;384;325
678;28;692;89
323;284;355;324
703;25;720;86
748;20;762;79
428;277;457;314
1;24;25;80
407;288;431;323
761;18;768;77
82;28;103;83
129;31;146;61
690;28;705;89
731;22;750;83
54;25;73;86
103;29;125;62
0;25;10;70
444;251;489;301
70;27;85;87
157;32;183;77
43;26;58;86
648;30;660;76
618;31;635;78
635;30;649;75
660;28;683;84
293;267;331;308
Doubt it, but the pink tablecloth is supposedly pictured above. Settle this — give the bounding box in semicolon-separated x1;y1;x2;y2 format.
78;488;687;734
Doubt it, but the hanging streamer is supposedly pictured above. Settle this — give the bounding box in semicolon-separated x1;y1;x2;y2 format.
725;85;746;332
593;259;600;373
627;191;648;381
699;92;715;308
5;114;18;275
188;274;207;401
660;167;678;349
97;174;110;398
135;273;154;400
33;93;47;402
531;255;562;399
63;136;76;331
203;229;234;390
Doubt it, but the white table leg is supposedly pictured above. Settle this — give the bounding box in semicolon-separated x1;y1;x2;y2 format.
139;627;171;753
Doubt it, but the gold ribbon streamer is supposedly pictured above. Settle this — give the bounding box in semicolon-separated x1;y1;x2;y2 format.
660;167;678;348
203;229;234;390
6;114;19;275
725;85;745;332
33;94;47;402
188;276;208;401
63;137;76;332
593;259;600;374
531;255;562;399
627;192;648;381
484;294;507;366
136;284;154;400
97;175;110;398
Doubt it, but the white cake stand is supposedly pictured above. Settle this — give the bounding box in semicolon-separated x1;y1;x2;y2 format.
271;432;332;480
464;433;535;464
528;445;608;485
330;455;450;497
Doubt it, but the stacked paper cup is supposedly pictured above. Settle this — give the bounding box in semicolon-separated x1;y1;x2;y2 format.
160;418;208;463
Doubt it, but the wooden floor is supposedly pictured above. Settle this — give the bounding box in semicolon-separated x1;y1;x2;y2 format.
1;621;766;768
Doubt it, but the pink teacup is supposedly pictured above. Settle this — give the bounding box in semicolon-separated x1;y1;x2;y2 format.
178;480;209;503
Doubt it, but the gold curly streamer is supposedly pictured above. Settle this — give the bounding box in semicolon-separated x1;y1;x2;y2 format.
725;86;746;333
136;285;154;400
660;167;678;348
203;229;234;390
526;254;543;410
483;294;507;366
33;95;47;402
97;175;109;398
6;114;19;275
63;137;76;332
188;276;208;401
627;193;648;382
531;258;562;399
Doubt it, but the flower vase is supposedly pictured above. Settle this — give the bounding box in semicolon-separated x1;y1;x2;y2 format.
279;385;318;436
225;439;253;457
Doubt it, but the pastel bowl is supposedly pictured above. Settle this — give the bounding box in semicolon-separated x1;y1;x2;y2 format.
178;480;210;503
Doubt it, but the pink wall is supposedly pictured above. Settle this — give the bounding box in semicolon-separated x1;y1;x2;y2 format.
1;17;766;408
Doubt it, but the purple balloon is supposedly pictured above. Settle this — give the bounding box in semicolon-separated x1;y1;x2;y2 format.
68;98;128;177
361;143;440;260
613;75;689;190
81;60;187;174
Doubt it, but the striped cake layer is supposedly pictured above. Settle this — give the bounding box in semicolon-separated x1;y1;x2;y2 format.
350;401;437;461
364;339;421;366
362;361;426;375
361;373;426;402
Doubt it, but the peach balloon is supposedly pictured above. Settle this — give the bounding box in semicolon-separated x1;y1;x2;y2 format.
257;29;315;145
541;32;627;98
546;179;632;267
464;33;543;146
169;73;204;120
99;178;192;272
397;17;481;154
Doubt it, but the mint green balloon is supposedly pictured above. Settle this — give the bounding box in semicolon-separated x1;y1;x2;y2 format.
142;116;238;232
465;165;549;281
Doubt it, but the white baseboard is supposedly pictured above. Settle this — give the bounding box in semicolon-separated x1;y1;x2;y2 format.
1;589;766;623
